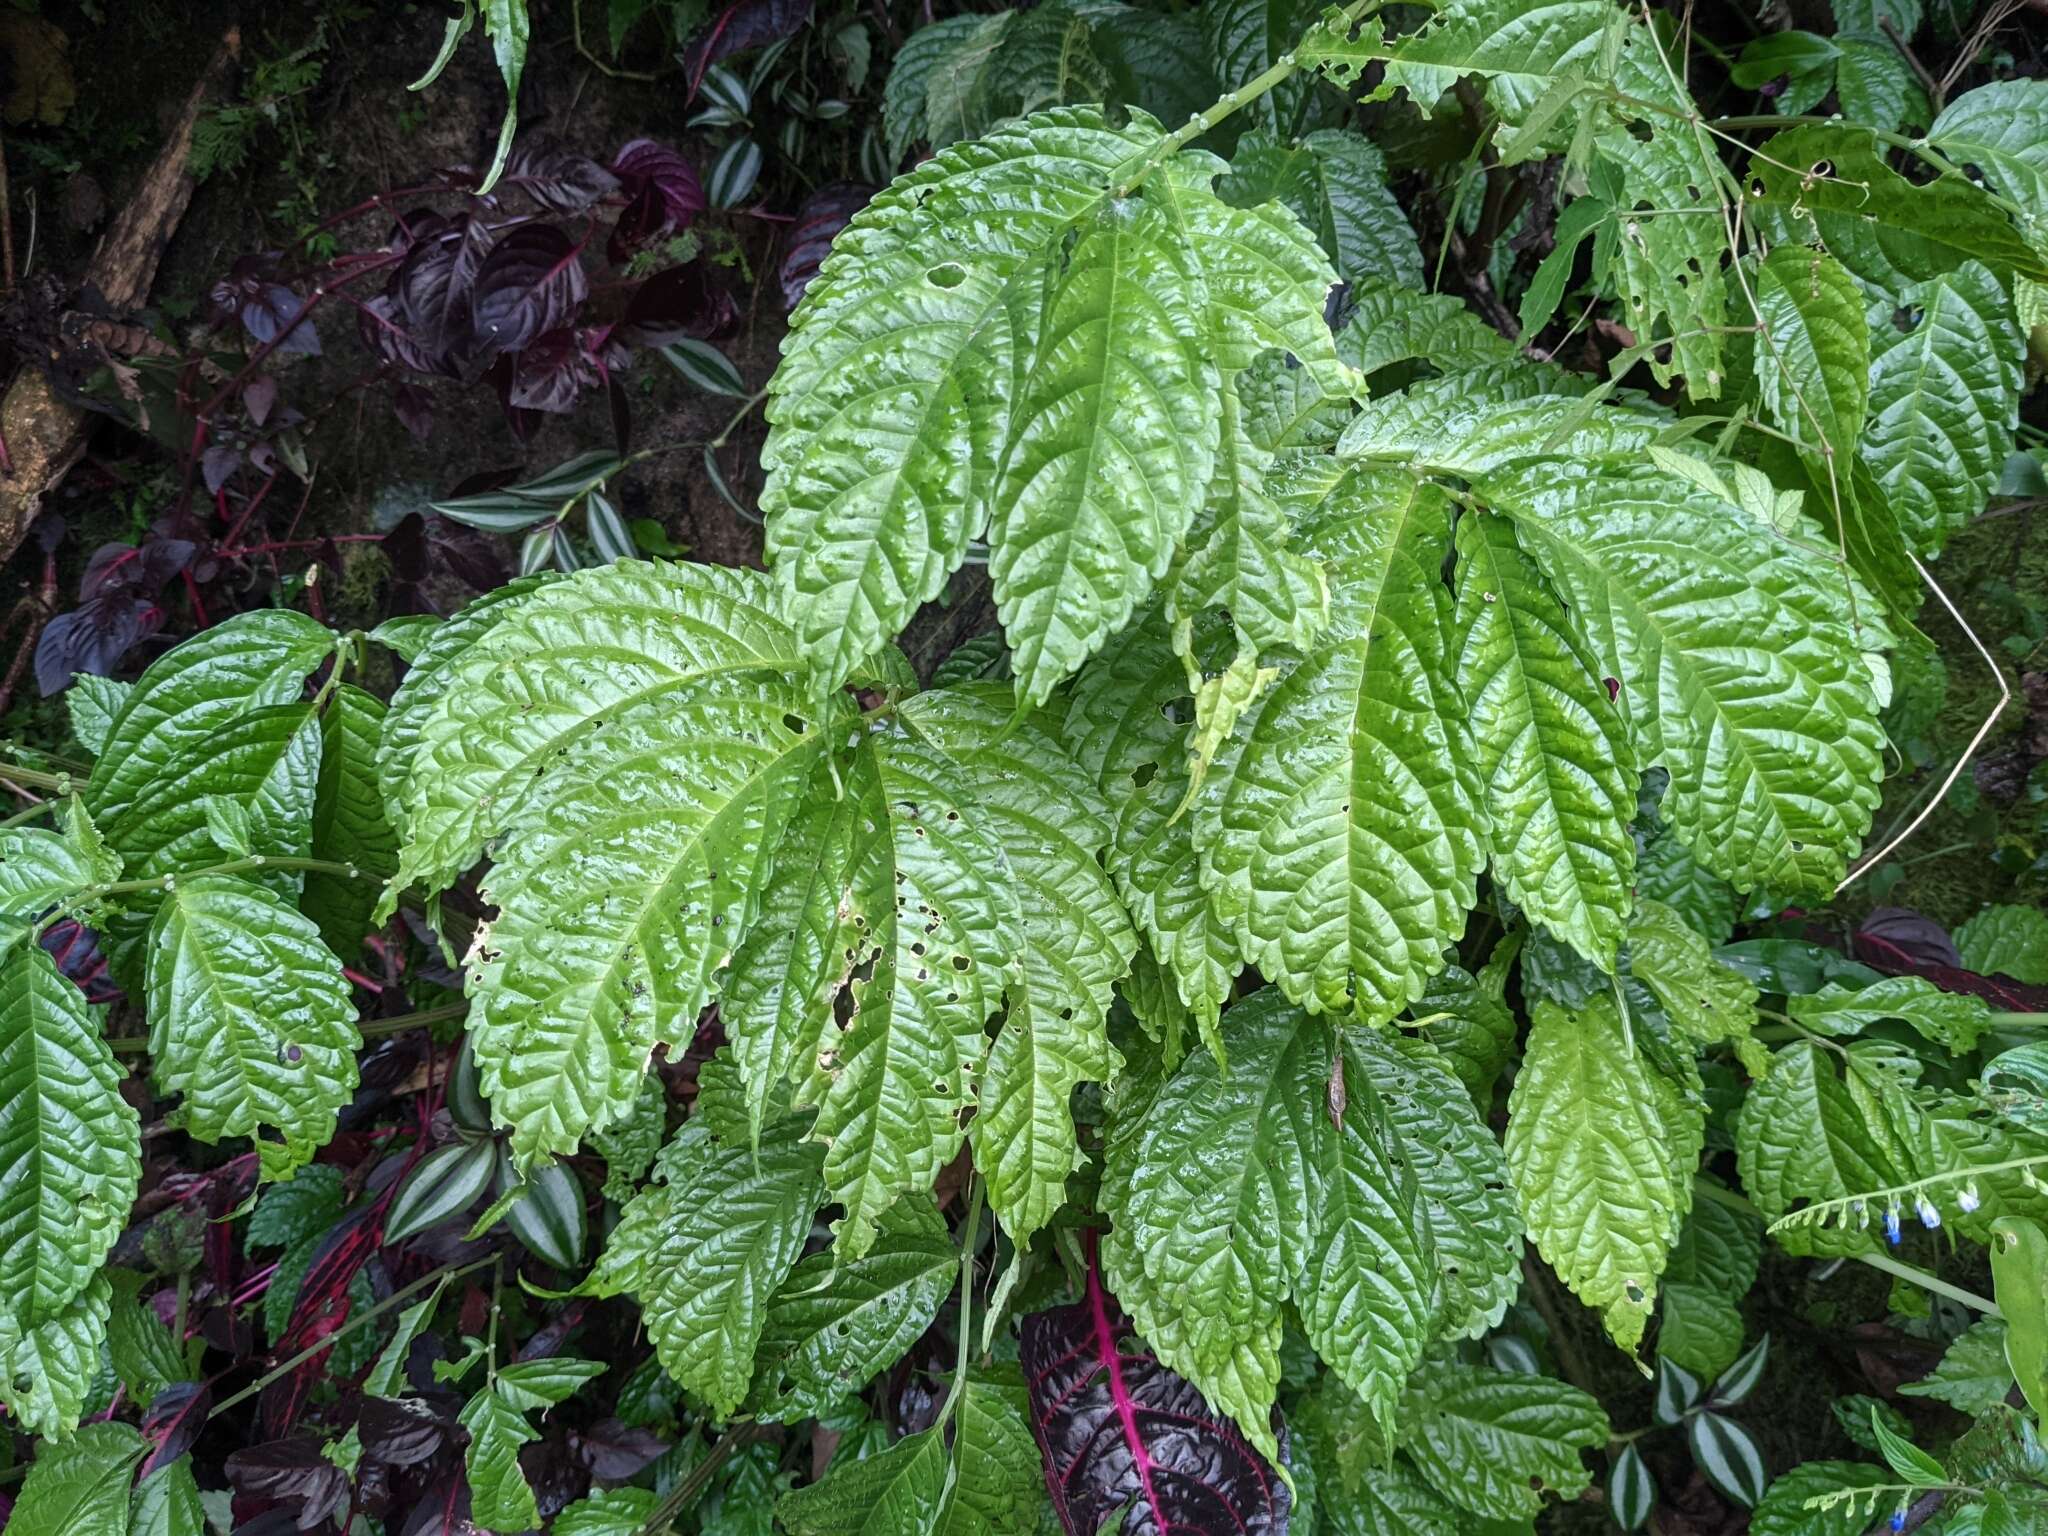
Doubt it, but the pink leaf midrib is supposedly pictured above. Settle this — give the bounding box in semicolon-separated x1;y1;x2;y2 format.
1085;1249;1166;1530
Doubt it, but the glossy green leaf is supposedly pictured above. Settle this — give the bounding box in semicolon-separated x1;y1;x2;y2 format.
753;1196;955;1421
0;945;139;1331
1734;1042;1890;1257
1197;464;1484;1022
1788;977;1990;1054
805;724;1016;1256
1453;509;1635;964
1627;899;1761;1060
1400;1361;1608;1522
130;1457;206;1536
1488;456;1886;898
1990;1217;2048;1424
556;1487;660;1536
5;1422;145;1536
66;675;128;759
143;874;357;1178
1899;1318;2016;1418
937;1369;1042;1536
0;806;118;963
778;1428;950;1536
1957;904;2048;985
1348;1023;1520;1339
1928;79;2048;251
595;1119;821;1417
1750;1461;1894;1536
1658;1199;1761;1380
304;684;398;959
1506;995;1703;1351
459;1385;544;1533
0;1269;111;1438
1222;128;1421;288
1100;987;1326;1461
86;609;333;827
1301;1035;1437;1436
106;1270;192;1402
900;687;1134;1243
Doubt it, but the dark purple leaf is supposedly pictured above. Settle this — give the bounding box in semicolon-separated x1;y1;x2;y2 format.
506;328;598;413
231;1515;303;1536
82;537;194;601
202;443;244;495
393;214;494;369
141;1382;212;1475
225;1439;352;1530
780;182;872;310
505;137;622;213
611;139;706;229
681;0;815;94
608;180;672;268
243;375;279;427
1019;1257;1291;1536
472;226;590;355
358;292;453;377
484;354;545;442
40;920;119;1005
570;1419;668;1480
234;283;322;356
35;597;160;694
360;1396;450;1468
394;381;435;442
398;1474;473;1536
1857;907;1961;969
619;261;736;347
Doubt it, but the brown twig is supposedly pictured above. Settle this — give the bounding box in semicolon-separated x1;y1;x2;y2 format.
1879;17;1943;113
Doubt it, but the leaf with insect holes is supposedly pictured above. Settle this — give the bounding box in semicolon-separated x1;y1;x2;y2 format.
4;1422;145;1536
1195;461;1484;1023
1399;1360;1608;1522
901;686;1135;1246
144;876;358;1181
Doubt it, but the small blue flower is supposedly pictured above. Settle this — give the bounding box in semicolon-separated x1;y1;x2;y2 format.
1916;1196;1942;1229
1884;1205;1903;1245
1958;1183;1981;1214
1890;1511;1906;1533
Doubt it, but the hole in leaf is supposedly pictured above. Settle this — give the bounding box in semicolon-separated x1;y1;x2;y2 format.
927;263;966;288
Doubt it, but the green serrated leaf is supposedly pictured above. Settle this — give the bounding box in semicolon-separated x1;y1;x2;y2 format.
1489;455;1885;898
105;1270;192;1402
304;684;397;959
1958;904;2048;985
779;1427;950;1536
0;945;140;1331
1750;1460;1894;1536
754;1197;954;1422
130;1456;206;1536
596;1119;821;1416
1400;1361;1608;1522
66;675;130;760
1197;464;1484;1022
937;1368;1042;1535
1507;995;1702;1352
1101;987;1326;1462
460;1384;544;1532
1222;128;1421;289
143;874;358;1178
1454;509;1635;965
5;1421;145;1536
0;1268;112;1437
1789;977;1990;1054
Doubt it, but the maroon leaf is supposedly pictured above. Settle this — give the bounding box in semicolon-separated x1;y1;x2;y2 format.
608;180;673;267
780;183;872;311
679;0;816;96
1853;909;2048;1012
141;1382;211;1476
471;226;590;355
359;1396;450;1468
393;214;494;369
612;139;706;230
1019;1250;1291;1536
507;328;596;413
505;137;622;214
225;1439;352;1530
213;258;323;356
571;1418;668;1480
618;261;736;347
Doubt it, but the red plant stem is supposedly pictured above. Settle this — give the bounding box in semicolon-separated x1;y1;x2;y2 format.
180;569;210;630
218;466;281;551
1083;1231;1165;1528
219;533;385;561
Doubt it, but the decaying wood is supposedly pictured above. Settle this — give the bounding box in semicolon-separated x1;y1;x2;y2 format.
0;27;240;564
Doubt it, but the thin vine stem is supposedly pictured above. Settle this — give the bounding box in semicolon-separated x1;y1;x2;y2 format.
1692;1179;2003;1317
